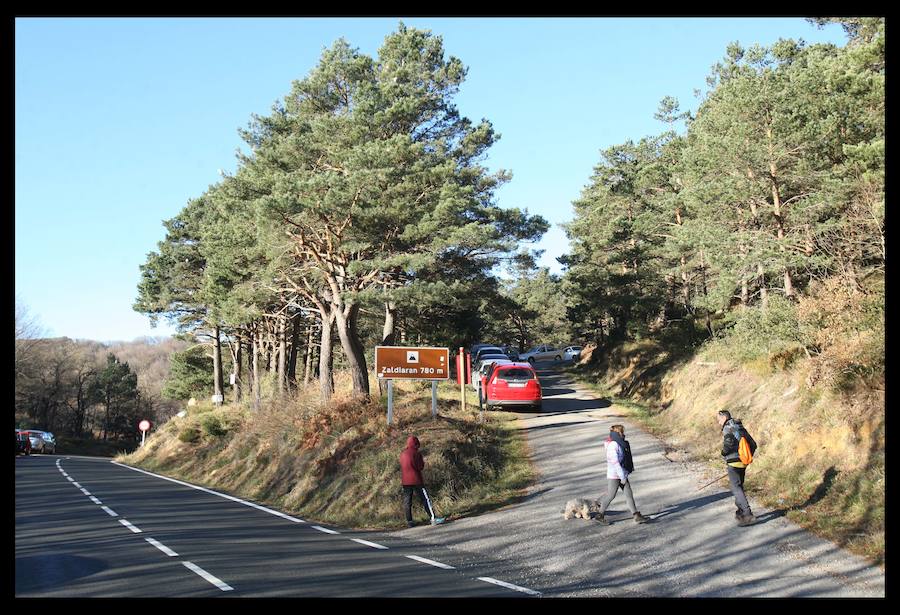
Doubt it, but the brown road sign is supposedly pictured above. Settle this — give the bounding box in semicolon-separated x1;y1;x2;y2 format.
375;346;450;380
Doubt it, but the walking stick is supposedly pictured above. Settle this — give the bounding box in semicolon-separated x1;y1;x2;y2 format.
696;474;729;491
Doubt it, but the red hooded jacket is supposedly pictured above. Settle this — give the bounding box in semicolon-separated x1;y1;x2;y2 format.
400;436;425;486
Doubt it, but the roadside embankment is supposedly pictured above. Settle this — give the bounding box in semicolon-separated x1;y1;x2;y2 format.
117;376;536;530
572;337;884;567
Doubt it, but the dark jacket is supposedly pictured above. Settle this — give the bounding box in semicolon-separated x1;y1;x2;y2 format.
400;435;425;486
721;419;757;464
609;431;634;474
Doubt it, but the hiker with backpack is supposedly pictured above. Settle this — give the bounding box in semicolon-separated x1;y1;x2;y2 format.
595;424;649;525
717;410;758;526
400;435;445;527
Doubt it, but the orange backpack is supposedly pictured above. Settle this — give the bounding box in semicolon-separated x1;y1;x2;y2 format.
738;436;754;465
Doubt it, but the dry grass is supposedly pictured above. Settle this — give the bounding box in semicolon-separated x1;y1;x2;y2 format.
119;373;536;529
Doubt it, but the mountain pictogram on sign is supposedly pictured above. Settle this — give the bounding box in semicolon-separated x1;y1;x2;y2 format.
407;351;419;363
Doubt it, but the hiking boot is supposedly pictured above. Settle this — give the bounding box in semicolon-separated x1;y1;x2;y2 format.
431;517;445;526
594;513;610;525
737;513;756;527
633;512;650;524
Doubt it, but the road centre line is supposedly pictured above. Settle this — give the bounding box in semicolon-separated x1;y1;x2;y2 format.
72;482;81;488
145;537;179;557
108;460;533;595
182;561;234;592
350;538;389;550
476;576;542;596
118;519;143;534
101;506;118;517
80;488;91;496
90;496;102;505
404;555;455;570
111;462;306;524
66;477;74;482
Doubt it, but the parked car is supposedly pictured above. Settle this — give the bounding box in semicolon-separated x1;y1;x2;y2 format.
483;362;542;411
518;344;562;363
15;430;31;456
562;346;583;361
473;358;513;400
22;430;55;454
473;346;505;363
500;345;520;361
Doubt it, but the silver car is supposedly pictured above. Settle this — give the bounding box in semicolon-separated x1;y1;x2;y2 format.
25;430;56;454
519;344;563;364
473;358;512;400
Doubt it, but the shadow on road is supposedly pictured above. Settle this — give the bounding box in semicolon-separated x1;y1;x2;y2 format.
16;554;108;593
650;491;733;520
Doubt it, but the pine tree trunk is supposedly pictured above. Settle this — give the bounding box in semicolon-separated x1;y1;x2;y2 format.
213;324;223;401
277;315;287;395
757;263;769;312
252;325;261;410
303;323;314;386
287;313;301;389
319;310;335;402
335;303;370;400
233;332;243;403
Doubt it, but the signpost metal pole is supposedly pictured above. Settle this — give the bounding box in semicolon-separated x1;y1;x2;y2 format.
141;430;146;447
387;379;394;425
431;381;437;418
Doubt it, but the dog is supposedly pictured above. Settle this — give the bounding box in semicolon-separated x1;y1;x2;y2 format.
562;498;600;520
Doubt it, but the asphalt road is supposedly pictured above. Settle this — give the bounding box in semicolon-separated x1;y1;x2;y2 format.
16;362;885;597
15;456;534;597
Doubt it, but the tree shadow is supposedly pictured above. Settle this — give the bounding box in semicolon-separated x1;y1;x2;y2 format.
649;491;733;521
753;466;840;525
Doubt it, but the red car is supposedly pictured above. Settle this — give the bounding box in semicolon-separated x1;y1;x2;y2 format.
483;362;542;412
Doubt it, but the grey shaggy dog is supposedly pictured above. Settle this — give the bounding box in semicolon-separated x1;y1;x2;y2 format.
562;498;600;520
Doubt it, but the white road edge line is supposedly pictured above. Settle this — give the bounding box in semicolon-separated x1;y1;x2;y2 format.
110;461;306;524
350;538;388;550
477;577;542;596
90;496;102;505
405;555;455;570
119;519;142;533
182;561;234;592
312;525;340;535
101;506;118;517
145;537;178;557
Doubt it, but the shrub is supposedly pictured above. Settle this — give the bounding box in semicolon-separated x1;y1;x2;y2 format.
200;413;228;438
178;425;200;443
705;296;811;366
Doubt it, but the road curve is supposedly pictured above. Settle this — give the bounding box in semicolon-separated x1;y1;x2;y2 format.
16;362;884;597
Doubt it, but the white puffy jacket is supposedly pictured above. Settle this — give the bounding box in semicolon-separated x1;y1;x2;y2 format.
604;438;628;482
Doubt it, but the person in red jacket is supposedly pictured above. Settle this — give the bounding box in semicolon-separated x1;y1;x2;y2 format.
400;435;444;527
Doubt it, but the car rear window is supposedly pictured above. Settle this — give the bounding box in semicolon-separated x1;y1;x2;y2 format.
496;368;535;382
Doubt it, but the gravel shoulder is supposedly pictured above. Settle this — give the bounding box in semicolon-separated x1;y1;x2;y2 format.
394;363;885;597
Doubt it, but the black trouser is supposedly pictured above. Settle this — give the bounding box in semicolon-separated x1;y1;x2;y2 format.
727;465;752;517
403;485;435;523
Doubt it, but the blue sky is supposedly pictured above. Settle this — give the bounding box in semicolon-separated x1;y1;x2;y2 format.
15;17;848;342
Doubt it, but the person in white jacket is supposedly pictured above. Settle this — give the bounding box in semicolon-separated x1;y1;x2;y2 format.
595;424;649;525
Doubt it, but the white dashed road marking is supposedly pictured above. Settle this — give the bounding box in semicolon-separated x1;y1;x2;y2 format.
182;561;234;591
311;525;340;535
90;496;102;505
405;555;455;570
101;506;118;517
350;538;389;550
477;577;542;596
118;519;142;533
145;537;179;557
